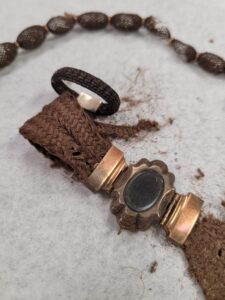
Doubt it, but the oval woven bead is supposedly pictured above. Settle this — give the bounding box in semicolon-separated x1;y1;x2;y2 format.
171;39;197;62
78;12;108;30
17;26;47;49
0;43;17;68
47;16;75;34
110;14;142;31
144;16;171;39
197;52;225;74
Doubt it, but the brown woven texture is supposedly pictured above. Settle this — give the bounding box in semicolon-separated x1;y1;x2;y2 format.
78;12;108;30
20;92;158;182
17;25;47;49
19;75;225;300
197;52;225;74
95;119;159;140
144;16;171;39
171;39;197;62
47;16;75;35
184;215;225;300
20;92;110;181
1;11;225;74
110;13;142;31
0;43;17;68
51;67;120;115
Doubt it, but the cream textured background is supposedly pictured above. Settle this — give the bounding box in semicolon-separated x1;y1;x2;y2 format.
0;1;225;299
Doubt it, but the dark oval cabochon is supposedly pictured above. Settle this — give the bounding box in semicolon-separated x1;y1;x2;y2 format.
124;169;164;212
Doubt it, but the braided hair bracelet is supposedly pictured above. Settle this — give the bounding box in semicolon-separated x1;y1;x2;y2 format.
21;67;203;239
19;67;225;300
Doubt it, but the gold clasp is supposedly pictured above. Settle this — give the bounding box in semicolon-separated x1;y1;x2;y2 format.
87;144;203;245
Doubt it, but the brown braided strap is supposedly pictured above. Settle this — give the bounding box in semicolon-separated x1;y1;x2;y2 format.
184;216;225;300
20;91;158;182
20;92;111;182
95;119;159;140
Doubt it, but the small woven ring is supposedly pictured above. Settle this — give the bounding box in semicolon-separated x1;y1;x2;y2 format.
51;67;120;115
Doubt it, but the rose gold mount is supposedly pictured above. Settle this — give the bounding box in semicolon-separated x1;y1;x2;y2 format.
87;145;203;245
111;158;176;231
87;145;127;192
161;193;203;245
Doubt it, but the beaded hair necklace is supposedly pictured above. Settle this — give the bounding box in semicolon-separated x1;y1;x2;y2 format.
1;12;225;74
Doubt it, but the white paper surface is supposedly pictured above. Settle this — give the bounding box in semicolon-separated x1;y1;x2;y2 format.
0;1;225;299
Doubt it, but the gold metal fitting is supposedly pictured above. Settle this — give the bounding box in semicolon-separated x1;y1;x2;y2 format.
161;193;203;245
77;92;102;112
111;159;175;231
87;144;203;245
87;145;127;192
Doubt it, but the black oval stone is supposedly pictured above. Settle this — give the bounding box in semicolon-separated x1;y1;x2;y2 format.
124;169;164;212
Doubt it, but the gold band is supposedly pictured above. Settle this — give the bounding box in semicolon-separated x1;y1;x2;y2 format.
87;145;126;192
161;193;203;245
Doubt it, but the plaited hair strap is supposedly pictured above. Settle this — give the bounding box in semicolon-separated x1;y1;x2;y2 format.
19;66;225;299
20;92;112;182
20;68;158;182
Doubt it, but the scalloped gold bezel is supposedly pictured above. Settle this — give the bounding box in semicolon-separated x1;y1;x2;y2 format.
111;159;176;231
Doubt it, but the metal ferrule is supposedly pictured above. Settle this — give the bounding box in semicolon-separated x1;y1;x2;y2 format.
87;145;127;192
